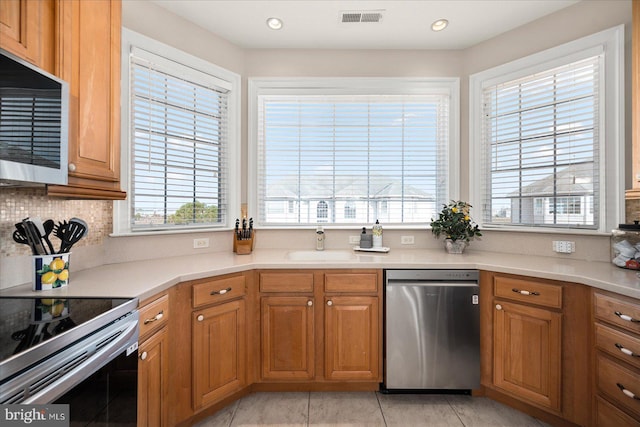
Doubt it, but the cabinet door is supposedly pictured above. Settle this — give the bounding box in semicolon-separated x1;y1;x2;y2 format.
261;296;314;380
193;299;245;410
0;0;46;67
325;296;379;381
493;300;561;411
48;0;125;199
138;327;168;427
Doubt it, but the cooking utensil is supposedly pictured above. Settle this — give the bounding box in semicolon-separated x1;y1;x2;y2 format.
12;229;31;248
42;219;56;254
14;222;38;254
57;219;87;253
22;219;46;255
70;217;89;237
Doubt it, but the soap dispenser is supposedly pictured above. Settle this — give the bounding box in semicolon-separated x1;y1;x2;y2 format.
372;219;383;248
316;226;325;251
360;227;372;249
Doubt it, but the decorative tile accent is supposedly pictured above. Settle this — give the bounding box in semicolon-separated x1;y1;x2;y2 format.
0;187;112;257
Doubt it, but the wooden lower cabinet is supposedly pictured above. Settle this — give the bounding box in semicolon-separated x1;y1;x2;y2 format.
192;298;246;410
324;295;379;381
261;296;314;380
492;300;562;411
138;327;169;427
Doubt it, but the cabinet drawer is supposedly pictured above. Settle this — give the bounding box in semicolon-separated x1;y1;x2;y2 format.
139;294;169;339
192;275;246;308
595;395;640;427
595;292;640;335
596;354;640;418
493;275;562;309
324;273;378;293
259;272;314;293
595;323;640;370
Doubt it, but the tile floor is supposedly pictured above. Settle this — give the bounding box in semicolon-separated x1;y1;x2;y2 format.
193;391;551;427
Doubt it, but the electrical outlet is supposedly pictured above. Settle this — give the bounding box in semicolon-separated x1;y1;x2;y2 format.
193;238;209;249
401;235;415;245
349;235;360;244
552;240;575;253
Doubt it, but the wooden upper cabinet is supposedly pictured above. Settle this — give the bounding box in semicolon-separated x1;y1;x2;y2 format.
629;0;640;198
0;0;55;73
48;0;125;200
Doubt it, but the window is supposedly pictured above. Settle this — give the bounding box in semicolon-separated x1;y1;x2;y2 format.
469;26;624;233
115;29;240;234
249;78;459;227
344;201;356;219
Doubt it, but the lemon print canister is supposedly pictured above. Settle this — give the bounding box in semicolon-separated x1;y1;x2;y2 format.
33;253;71;291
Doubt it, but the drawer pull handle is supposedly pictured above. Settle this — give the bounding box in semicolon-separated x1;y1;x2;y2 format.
512;288;540;296
617;383;640;400
143;311;164;324
615;343;639;357
211;287;232;296
614;311;640;323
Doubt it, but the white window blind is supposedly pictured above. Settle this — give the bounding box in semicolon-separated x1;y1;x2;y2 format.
256;94;451;226
129;48;230;230
481;56;600;229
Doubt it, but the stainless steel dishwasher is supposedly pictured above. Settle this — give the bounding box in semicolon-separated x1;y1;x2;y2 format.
384;269;480;392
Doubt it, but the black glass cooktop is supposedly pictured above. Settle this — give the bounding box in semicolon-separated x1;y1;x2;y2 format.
0;297;134;364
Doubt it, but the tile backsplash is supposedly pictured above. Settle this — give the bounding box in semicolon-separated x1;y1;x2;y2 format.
0;187;112;257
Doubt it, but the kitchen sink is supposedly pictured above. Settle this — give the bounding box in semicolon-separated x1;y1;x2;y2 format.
287;250;355;261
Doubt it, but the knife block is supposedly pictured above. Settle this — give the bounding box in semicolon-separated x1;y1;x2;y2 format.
233;232;254;255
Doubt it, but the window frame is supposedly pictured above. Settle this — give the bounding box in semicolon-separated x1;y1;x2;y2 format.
114;29;241;235
469;25;624;235
248;77;460;229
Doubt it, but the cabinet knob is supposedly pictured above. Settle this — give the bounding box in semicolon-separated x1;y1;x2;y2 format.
327;300;333;306
307;300;313;306
68;163;76;172
197;314;204;322
139;351;148;360
495;304;502;310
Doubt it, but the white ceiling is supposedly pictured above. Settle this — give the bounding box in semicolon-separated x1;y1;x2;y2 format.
149;0;580;50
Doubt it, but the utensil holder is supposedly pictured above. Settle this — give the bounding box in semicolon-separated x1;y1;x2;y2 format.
233;232;254;255
33;253;70;291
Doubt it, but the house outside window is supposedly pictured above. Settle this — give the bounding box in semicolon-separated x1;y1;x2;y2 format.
249;78;460;227
344;201;356;219
469;26;624;233
114;29;240;234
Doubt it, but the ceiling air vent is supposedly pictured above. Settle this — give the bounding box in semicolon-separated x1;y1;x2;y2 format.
340;10;384;24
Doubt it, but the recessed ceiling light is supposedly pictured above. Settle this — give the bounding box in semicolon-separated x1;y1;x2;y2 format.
431;19;449;32
266;17;283;30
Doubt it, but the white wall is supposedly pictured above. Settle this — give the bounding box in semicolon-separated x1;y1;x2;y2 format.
110;0;630;264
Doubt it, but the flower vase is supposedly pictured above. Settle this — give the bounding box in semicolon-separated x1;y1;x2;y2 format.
445;239;467;254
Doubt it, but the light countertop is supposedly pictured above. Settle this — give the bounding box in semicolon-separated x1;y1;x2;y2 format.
1;248;639;301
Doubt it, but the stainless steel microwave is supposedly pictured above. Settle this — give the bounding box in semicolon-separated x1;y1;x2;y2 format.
0;48;69;186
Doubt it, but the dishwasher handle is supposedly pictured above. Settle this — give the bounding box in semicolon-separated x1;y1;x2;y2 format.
386;280;479;288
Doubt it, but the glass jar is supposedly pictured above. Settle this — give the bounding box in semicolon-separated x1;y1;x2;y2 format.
611;222;640;270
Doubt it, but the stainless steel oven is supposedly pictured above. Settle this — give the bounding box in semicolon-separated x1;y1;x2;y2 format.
0;297;139;425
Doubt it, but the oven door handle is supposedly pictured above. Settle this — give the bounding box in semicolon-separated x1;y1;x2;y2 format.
3;311;139;405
